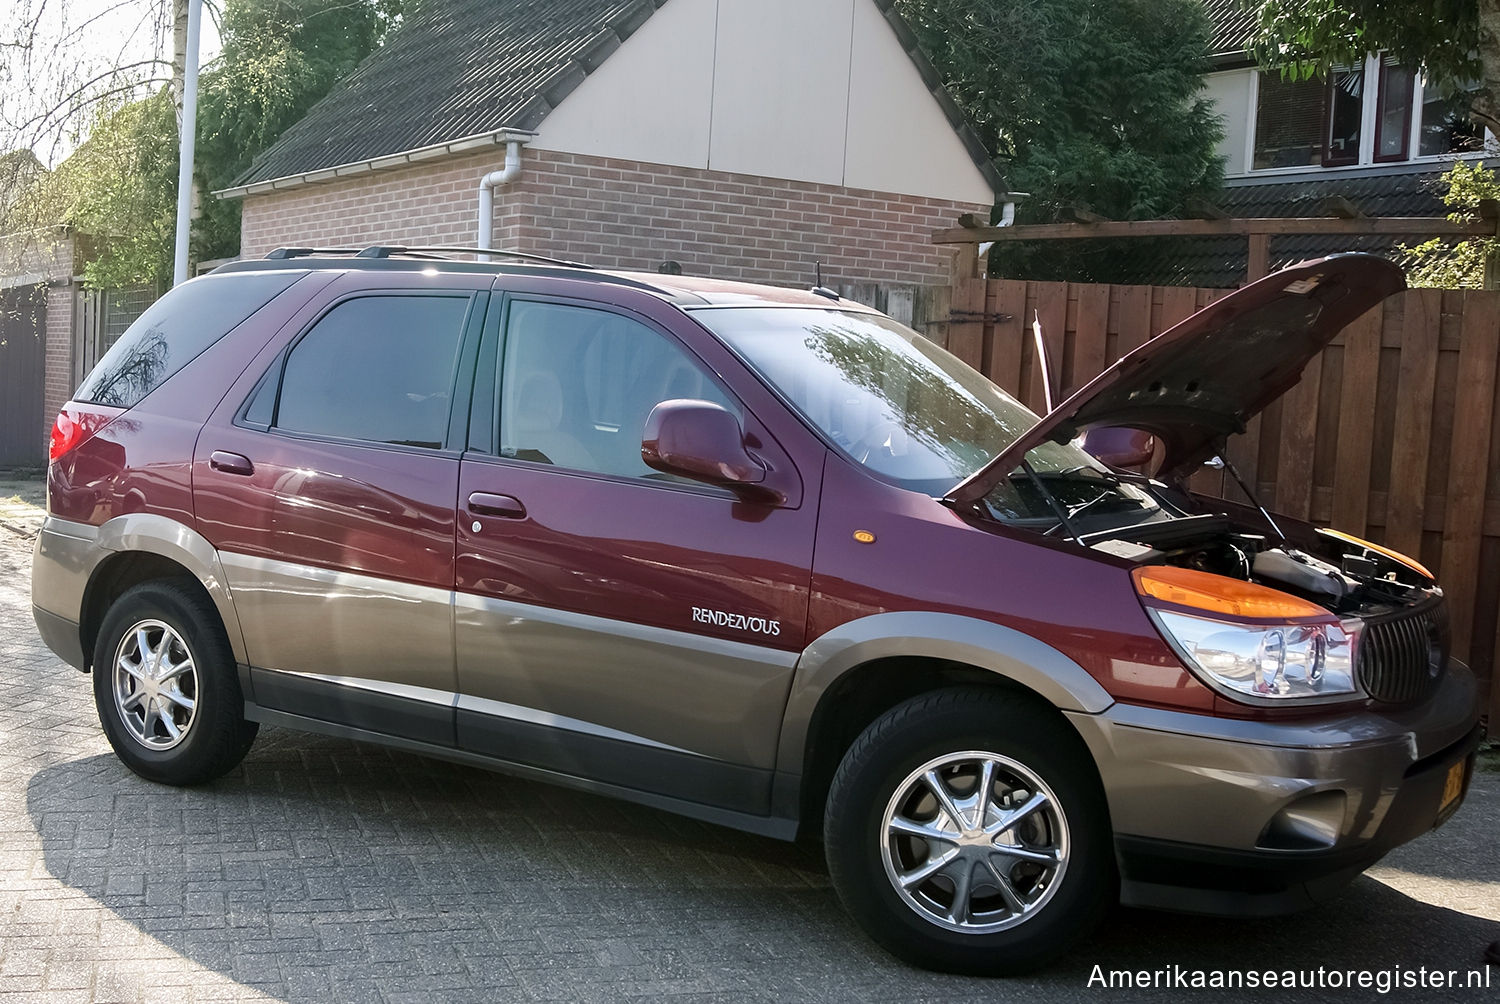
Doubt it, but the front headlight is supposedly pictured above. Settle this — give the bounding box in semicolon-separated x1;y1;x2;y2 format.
1133;565;1360;701
1150;610;1356;699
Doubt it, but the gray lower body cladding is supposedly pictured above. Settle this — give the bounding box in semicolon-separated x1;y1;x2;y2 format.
1113;724;1482;916
1067;663;1483;915
32;604;85;670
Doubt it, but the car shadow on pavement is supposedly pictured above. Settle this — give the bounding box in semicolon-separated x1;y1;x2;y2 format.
25;730;1500;1003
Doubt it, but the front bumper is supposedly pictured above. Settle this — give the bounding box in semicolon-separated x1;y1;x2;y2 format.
1065;662;1483;915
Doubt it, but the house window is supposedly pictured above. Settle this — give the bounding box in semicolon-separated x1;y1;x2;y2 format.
1419;84;1482;157
1250;54;1485;172
1248;68;1371;169
1253;73;1328;170
1374;59;1416;162
1323;67;1365;166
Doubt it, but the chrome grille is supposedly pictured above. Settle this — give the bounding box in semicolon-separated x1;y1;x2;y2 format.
1356;597;1448;704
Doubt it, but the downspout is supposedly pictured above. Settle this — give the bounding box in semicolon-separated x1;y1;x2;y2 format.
977;194;1025;265
476;140;524;261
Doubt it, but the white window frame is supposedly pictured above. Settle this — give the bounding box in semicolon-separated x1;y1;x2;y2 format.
1240;54;1492;178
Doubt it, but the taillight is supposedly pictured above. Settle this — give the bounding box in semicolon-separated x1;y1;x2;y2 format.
48;403;124;462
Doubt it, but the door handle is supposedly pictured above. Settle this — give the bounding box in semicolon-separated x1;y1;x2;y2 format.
468;492;526;519
210;451;254;476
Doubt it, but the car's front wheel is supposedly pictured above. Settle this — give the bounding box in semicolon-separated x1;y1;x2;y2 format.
92;579;257;785
824;687;1113;974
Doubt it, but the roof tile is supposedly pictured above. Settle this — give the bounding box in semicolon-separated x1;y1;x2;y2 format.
1200;0;1256;57
235;0;665;187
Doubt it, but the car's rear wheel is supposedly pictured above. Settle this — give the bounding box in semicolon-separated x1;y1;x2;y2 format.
92;579;257;785
824;687;1112;974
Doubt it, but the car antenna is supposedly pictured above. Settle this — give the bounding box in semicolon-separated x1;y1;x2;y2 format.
810;258;840;301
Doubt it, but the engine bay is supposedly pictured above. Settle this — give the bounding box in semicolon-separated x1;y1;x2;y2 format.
1087;515;1436;619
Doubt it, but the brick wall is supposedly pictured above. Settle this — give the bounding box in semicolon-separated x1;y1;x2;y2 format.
239;148;985;286
41;285;74;447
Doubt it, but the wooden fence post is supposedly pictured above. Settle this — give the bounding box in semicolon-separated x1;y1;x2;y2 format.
1246;232;1270;283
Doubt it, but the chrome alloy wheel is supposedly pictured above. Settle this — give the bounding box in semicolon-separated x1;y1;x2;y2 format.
112;619;199;750
880;751;1069;934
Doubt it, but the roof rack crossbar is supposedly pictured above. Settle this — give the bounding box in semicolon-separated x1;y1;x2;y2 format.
354;245;593;269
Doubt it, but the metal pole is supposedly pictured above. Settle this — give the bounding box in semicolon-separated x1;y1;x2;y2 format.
172;0;202;286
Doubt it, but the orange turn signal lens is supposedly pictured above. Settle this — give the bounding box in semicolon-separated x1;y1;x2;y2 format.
1317;528;1433;580
1132;565;1329;620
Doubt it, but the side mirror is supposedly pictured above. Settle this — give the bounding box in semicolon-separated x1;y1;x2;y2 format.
1081;426;1156;473
642;399;770;494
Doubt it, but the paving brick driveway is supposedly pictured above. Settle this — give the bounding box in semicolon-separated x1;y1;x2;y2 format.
1;515;1497;1002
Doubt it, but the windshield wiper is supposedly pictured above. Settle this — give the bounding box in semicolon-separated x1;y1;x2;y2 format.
1019;458;1083;543
1065;491;1145;523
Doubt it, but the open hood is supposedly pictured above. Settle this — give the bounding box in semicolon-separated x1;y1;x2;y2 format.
947;254;1406;506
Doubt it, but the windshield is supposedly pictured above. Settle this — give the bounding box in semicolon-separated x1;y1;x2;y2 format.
697;306;1159;529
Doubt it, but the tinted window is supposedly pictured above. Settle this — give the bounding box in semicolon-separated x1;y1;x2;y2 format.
241;365;277;426
498;301;734;479
275;295;470;449
76;272;300;408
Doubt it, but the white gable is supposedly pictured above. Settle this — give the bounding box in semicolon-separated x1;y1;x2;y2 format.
529;0;995;204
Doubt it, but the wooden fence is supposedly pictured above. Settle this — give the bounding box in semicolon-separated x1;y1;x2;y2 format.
931;277;1500;723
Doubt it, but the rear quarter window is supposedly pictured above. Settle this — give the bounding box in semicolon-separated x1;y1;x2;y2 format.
75;272;301;408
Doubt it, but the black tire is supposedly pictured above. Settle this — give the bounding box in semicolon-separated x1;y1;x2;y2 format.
824;687;1113;975
91;578;257;785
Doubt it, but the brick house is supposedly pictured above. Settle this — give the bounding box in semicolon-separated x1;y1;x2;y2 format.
216;0;1001;287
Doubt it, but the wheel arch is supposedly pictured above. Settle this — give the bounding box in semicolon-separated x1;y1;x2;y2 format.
776;612;1115;837
81;514;245;670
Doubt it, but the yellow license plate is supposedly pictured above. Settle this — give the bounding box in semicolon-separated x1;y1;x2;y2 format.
1440;759;1467;815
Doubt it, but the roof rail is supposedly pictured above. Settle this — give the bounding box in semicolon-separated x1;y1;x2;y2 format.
354;245;594;269
263;247;364;259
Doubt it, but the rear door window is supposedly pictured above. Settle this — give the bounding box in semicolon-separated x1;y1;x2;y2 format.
273;294;472;449
76;271;301;408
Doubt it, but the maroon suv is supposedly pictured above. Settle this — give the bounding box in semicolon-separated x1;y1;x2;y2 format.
32;247;1482;974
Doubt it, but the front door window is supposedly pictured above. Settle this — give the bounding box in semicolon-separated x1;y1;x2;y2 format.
496;300;737;480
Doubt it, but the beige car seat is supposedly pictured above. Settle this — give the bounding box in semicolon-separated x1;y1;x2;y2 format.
510;370;596;470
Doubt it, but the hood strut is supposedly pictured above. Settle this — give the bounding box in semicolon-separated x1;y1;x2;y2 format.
1218;448;1287;544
